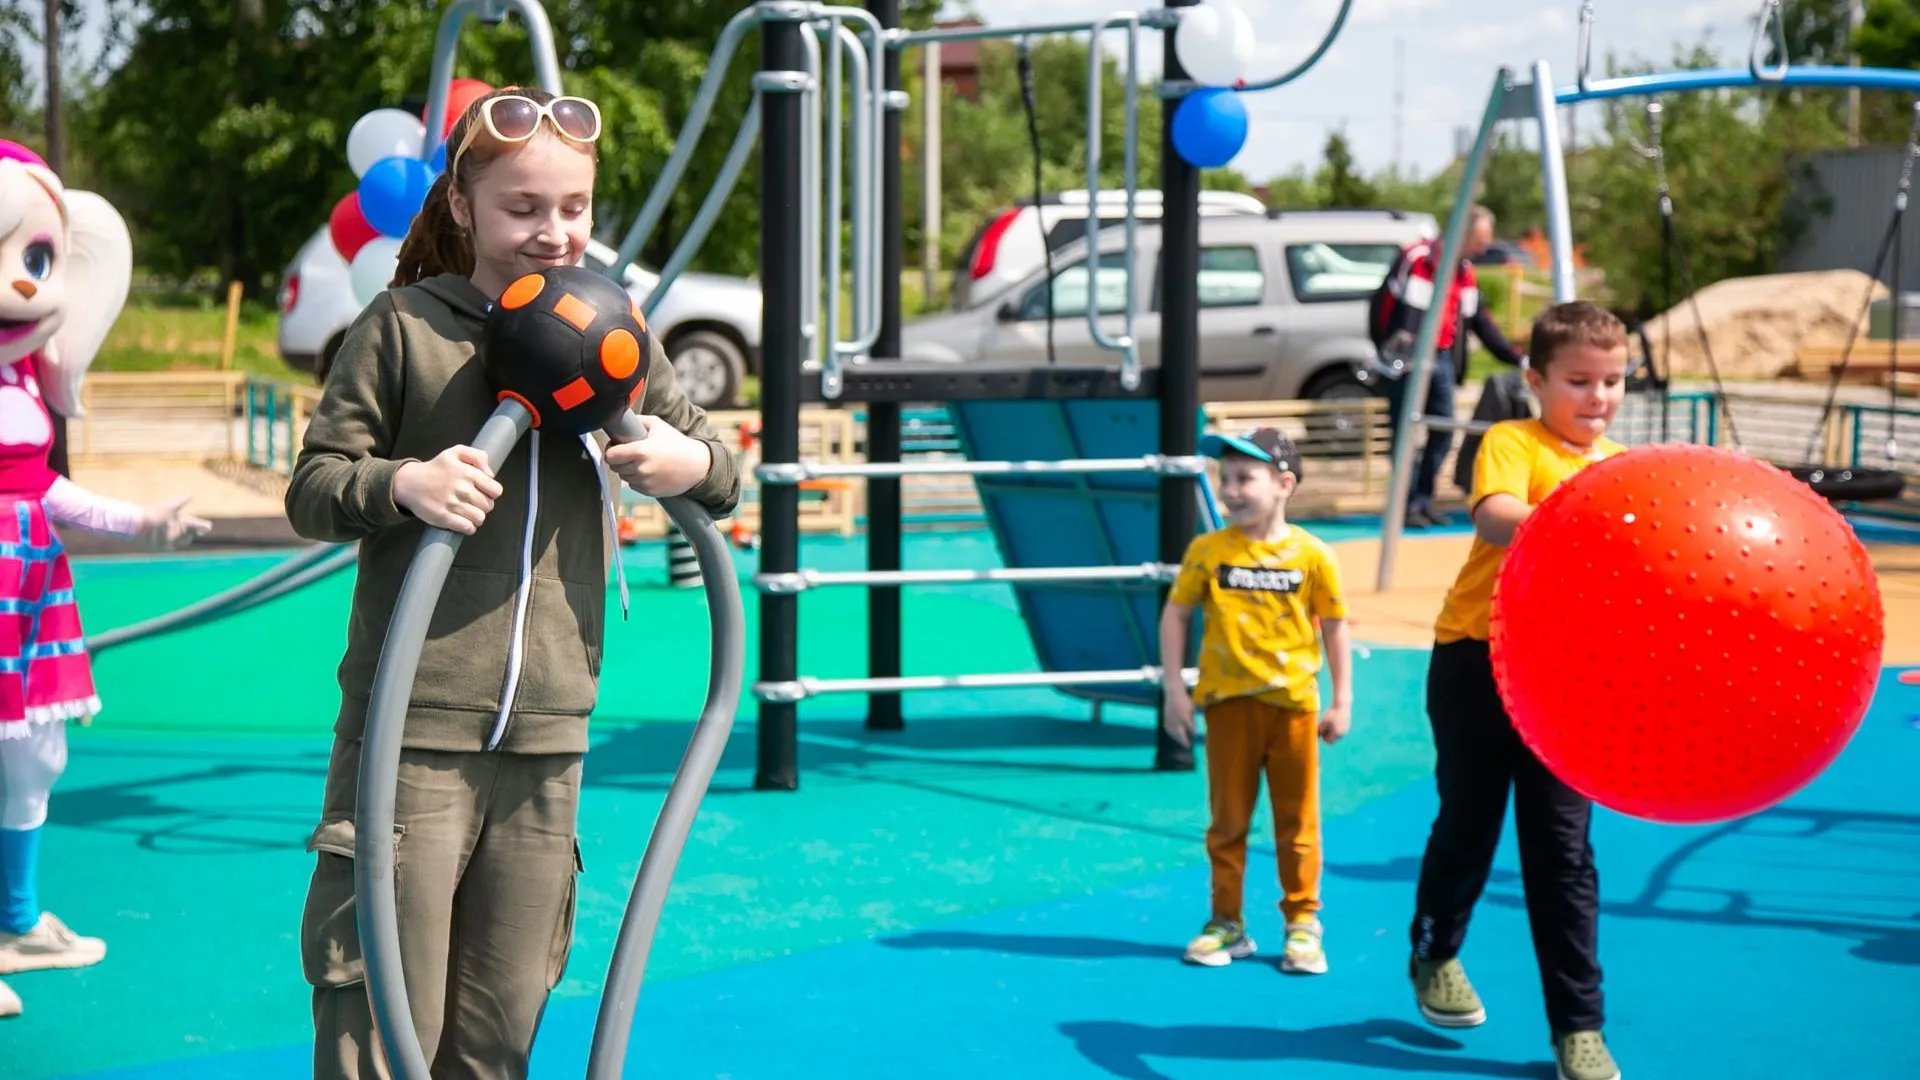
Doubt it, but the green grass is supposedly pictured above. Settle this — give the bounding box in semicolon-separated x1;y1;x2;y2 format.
97;286;298;378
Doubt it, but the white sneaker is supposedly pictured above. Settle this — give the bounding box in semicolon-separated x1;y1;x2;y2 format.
0;978;19;1018
0;912;106;974
1280;918;1329;974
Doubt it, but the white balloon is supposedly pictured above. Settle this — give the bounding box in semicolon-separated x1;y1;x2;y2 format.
347;109;427;179
349;236;403;307
1175;1;1258;88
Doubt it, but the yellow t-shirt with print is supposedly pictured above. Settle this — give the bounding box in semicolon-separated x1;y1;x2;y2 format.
1169;524;1348;713
1434;418;1628;644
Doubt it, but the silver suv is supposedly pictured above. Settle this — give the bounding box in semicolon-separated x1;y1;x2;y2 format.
902;208;1436;406
275;229;762;409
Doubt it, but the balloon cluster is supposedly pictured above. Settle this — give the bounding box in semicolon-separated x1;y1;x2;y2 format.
328;78;494;306
1171;1;1257;169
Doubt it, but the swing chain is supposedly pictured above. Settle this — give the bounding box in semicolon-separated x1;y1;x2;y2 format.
1898;102;1920;213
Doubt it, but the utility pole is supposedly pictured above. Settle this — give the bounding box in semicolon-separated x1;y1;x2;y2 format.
1848;0;1864;147
42;0;68;481
1392;37;1404;178
42;0;62;176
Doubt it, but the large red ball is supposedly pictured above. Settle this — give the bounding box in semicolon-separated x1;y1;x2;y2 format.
1490;443;1884;825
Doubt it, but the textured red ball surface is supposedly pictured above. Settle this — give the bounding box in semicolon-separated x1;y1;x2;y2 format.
1490;443;1884;825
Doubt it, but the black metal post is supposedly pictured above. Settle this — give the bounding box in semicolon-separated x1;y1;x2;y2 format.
866;0;905;732
1156;0;1200;772
755;12;805;791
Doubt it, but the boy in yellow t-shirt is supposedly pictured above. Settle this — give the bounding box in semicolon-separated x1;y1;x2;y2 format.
1407;300;1629;1080
1160;427;1352;975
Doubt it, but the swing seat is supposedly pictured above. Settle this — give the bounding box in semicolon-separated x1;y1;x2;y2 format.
1775;463;1907;502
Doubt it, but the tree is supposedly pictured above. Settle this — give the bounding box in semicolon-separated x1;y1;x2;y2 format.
1316;129;1375;207
1569;43;1847;316
1476;133;1544;238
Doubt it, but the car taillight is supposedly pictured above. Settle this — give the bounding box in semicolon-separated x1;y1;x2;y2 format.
968;209;1020;280
280;273;300;314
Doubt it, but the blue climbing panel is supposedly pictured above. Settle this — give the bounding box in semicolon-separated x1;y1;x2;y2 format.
945;398;1221;708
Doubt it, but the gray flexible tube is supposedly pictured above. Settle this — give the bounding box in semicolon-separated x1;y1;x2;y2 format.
356;402;744;1080
356;400;535;1080
86;540;357;655
584;416;745;1079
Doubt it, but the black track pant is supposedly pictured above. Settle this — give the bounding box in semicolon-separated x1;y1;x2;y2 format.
1409;638;1605;1034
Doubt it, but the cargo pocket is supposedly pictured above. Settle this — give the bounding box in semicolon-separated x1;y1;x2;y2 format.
547;839;584;990
299;816;406;990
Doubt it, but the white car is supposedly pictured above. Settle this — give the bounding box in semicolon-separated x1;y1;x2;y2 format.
276;229;763;409
948;188;1271;311
902;209;1440;440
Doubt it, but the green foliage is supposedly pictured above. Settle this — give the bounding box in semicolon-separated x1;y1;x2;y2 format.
1317;130;1376;207
1567;43;1847;315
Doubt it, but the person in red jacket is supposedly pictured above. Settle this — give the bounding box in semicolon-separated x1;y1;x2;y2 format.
1367;206;1527;528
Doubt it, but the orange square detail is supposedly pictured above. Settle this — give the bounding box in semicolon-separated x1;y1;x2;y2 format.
553;293;597;331
552;376;595;410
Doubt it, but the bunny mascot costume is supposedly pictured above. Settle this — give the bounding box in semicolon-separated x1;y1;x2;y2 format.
0;140;210;1018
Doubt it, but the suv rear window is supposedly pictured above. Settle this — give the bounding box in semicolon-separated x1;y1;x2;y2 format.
1283;242;1401;302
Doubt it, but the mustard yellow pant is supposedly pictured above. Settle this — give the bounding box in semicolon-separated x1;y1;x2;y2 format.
1203;696;1323;925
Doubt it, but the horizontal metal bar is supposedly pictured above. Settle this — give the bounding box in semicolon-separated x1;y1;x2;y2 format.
753;666;1197;702
757;455;1206;483
1417;417;1495;436
1554;65;1920;106
890;15;1161;47
755;563;1175;593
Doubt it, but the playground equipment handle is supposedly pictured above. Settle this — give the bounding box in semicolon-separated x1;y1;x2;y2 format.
355;401;746;1080
584;414;747;1077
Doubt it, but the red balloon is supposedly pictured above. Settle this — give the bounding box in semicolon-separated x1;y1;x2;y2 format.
1490;443;1884;825
329;191;380;263
426;78;495;142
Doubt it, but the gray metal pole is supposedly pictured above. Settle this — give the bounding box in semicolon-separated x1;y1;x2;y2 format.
1375;69;1513;593
1531;60;1576;303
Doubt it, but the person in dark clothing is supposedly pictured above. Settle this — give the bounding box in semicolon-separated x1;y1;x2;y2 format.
1368;205;1528;527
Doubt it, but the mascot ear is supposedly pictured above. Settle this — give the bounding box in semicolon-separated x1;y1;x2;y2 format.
41;188;133;420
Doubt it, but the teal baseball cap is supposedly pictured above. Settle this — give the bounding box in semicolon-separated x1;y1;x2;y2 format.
1199;426;1302;478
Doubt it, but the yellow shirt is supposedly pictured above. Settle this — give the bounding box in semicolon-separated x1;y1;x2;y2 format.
1170;524;1348;713
1434;418;1628;643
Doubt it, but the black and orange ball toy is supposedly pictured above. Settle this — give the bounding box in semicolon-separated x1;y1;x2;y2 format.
482;265;651;437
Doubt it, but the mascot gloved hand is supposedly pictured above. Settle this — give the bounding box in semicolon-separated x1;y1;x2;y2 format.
0;140;209;1018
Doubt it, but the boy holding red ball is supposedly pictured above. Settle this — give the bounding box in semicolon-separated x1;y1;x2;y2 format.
1407;300;1630;1080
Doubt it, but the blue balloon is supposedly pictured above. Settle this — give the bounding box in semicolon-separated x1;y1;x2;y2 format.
358;155;434;238
1171;87;1250;169
429;140;447;176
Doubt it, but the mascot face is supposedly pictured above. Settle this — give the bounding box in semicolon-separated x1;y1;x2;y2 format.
0;164;68;366
0;150;132;419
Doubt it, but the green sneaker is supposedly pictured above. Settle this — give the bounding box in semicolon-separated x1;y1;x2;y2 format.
1553;1030;1621;1080
1409;954;1487;1028
1183;919;1256;967
1280;918;1328;974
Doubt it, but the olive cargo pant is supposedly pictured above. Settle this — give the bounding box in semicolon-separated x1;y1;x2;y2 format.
1202;696;1323;926
300;737;584;1080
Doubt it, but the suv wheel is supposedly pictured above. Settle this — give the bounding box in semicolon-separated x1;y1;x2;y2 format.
669;329;745;410
1300;366;1372;459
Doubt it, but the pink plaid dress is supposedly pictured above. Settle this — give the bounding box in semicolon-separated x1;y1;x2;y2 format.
0;353;99;739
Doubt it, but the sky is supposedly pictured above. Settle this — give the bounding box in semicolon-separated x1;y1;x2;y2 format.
951;0;1775;181
43;0;1771;182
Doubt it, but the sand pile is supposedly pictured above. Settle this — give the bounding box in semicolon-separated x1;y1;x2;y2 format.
1639;269;1885;380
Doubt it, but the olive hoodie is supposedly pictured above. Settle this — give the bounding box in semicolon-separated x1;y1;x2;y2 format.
285;273;740;755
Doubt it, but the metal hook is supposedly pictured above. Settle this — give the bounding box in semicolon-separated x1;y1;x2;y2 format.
1577;1;1595;94
1748;0;1789;82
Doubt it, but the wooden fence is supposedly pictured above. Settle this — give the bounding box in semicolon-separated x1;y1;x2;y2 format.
65;370;1920;538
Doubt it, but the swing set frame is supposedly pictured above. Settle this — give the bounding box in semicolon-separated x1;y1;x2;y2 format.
1376;0;1920;591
